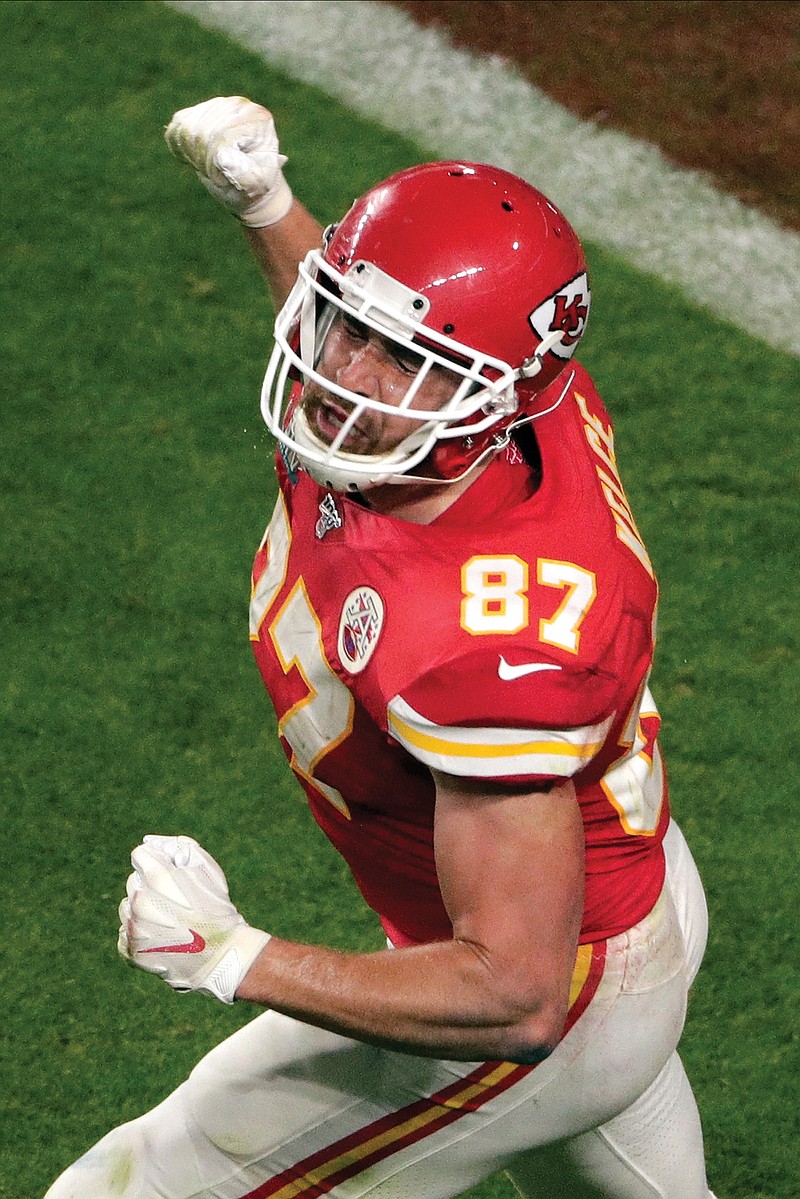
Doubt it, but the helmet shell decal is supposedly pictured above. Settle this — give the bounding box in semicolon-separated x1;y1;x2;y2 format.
529;272;591;360
338;587;385;673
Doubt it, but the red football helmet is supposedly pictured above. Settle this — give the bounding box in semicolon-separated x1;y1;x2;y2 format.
261;161;590;492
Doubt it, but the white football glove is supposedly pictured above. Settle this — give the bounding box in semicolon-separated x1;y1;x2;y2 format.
118;834;271;1004
165;96;293;227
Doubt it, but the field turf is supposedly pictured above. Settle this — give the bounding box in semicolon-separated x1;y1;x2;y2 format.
1;3;798;1196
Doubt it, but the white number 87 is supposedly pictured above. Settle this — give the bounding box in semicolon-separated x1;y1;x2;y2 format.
461;555;596;653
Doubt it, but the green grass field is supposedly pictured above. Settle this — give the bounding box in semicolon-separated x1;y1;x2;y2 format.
2;3;798;1196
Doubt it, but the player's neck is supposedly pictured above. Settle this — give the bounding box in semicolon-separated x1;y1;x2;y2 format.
359;459;491;524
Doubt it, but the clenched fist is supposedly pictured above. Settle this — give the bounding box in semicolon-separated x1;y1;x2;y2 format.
118;834;271;1004
165;96;293;227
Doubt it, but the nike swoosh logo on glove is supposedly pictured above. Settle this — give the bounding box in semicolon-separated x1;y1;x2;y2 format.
140;929;206;955
498;656;563;681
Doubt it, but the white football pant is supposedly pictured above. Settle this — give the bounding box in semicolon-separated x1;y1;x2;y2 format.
44;820;715;1199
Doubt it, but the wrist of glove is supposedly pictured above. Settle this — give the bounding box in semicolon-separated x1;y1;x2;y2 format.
118;835;271;1004
165;96;293;228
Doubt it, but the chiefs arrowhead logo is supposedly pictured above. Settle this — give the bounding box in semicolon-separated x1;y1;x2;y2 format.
529;272;591;359
551;292;589;345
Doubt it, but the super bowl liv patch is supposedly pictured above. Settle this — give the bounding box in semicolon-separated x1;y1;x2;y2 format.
338;587;384;673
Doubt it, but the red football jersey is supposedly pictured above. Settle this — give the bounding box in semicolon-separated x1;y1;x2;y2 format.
250;363;669;947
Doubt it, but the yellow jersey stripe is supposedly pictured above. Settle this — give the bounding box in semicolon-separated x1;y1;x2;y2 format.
388;710;602;761
385;697;612;777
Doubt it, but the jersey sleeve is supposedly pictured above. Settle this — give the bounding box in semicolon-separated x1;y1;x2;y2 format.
386;645;620;784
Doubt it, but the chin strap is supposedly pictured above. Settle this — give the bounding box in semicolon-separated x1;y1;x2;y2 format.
510;369;576;431
429;366;575;483
518;329;566;379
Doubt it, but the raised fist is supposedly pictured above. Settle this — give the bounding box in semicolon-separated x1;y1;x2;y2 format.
165;96;293;227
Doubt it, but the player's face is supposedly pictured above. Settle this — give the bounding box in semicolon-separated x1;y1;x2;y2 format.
301;311;461;455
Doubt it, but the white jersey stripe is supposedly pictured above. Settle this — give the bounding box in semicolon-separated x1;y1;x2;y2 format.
387;696;612;779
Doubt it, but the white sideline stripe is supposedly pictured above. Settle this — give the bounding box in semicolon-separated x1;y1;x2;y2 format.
166;0;800;357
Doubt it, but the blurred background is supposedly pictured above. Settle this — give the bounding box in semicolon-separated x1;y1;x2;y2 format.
1;4;797;1196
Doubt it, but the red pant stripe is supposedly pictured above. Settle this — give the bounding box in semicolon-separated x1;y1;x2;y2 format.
243;940;606;1199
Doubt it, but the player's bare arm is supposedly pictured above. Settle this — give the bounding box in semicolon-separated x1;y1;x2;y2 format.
243;203;323;310
430;771;585;1057
120;775;583;1064
236;775;583;1062
165;96;322;311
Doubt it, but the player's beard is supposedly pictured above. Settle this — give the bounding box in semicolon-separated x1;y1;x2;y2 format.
300;382;392;456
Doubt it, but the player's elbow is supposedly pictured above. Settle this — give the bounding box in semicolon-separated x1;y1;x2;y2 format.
455;937;574;1064
506;1040;556;1066
478;971;568;1063
502;1003;566;1064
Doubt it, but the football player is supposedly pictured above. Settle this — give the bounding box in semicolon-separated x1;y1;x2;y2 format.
45;97;718;1199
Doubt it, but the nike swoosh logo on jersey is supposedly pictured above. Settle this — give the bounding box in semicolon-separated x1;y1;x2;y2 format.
140;929;206;955
497;656;563;681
